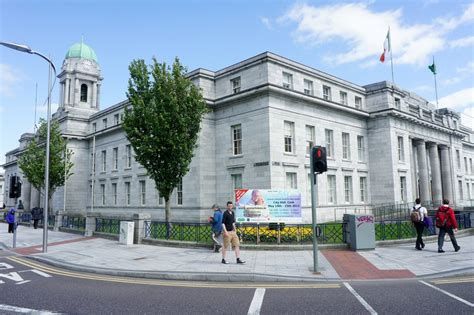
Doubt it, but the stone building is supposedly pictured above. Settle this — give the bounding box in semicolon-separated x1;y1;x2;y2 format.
2;43;474;222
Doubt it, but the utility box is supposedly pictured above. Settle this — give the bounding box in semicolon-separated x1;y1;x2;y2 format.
343;214;375;250
119;221;134;245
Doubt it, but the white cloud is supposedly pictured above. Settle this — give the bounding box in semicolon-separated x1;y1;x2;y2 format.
261;17;273;30
0;64;24;97
436;87;474;111
449;36;474;48
441;61;474;85
415;85;432;92
460;107;474;130
280;2;473;66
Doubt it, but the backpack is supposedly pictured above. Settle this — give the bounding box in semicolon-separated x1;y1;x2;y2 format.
410;206;421;223
435;207;449;228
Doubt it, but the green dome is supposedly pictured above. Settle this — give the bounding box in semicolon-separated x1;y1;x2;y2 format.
65;42;98;63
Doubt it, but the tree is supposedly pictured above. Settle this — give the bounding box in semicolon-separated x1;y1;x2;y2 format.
18;119;74;210
124;57;208;235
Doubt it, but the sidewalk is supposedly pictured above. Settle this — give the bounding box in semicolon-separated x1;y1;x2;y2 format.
1;223;473;282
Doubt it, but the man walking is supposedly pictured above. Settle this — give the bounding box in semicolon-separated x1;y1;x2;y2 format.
436;199;460;253
411;198;428;250
221;201;245;264
210;204;223;252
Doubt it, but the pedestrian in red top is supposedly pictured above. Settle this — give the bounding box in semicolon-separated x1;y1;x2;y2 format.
436;199;460;253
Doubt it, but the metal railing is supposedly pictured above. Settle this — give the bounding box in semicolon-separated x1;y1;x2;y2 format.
95;218;120;235
62;215;86;231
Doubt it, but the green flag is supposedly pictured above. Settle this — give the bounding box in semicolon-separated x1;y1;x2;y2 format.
428;60;437;75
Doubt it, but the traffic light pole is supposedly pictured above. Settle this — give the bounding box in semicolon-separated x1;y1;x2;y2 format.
310;158;319;273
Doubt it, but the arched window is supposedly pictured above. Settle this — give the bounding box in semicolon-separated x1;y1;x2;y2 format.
80;84;88;102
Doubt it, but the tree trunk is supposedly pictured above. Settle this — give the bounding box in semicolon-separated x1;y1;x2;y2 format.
165;197;172;239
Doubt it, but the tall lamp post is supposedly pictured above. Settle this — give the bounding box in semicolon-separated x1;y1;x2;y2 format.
0;41;56;253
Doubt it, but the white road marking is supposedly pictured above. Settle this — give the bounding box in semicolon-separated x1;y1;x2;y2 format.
0;262;14;270
0;272;24;282
20;269;52;278
419;280;474;307
15;280;31;285
343;282;377;315
0;303;58;314
248;288;266;315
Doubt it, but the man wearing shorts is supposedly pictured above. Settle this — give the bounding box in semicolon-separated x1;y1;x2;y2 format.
221;201;245;264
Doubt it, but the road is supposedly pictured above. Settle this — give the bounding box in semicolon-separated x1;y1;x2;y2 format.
0;256;472;314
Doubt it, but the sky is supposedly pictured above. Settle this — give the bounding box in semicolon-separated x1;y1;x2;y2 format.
1;0;473;165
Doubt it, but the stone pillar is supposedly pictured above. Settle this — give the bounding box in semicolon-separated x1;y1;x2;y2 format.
439;145;453;202
96;84;101;109
30;187;40;208
21;179;31;211
54;211;64;232
428;143;443;203
91;83;97;108
64;79;70;106
133;213;151;244
85;213;97;237
415;140;430;203
74;79;80;105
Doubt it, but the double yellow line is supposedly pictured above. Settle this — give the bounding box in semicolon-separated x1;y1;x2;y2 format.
431;277;474;285
7;256;340;289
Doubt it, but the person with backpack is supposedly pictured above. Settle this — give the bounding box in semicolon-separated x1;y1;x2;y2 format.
436;199;460;253
411;198;428;250
210;204;223;253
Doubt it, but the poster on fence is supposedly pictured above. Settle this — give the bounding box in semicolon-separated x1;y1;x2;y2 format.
234;189;302;223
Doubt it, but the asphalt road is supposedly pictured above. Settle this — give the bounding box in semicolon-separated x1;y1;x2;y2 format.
0;256;472;314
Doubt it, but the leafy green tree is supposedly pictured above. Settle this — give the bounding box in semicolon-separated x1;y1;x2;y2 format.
124;57;208;235
18;119;74;210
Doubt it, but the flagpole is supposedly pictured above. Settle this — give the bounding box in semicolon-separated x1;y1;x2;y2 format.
432;56;439;108
389;26;395;84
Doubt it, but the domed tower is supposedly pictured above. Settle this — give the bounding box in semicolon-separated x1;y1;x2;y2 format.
58;40;102;113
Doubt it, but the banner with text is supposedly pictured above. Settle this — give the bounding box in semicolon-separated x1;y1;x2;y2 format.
235;189;302;223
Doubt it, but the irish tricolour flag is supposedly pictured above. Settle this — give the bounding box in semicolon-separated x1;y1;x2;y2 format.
379;29;391;63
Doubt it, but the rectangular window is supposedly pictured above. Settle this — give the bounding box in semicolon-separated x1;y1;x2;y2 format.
467;183;471;200
357;136;365;162
125;182;131;206
114;114;120;125
285;172;297;189
470;158;473;174
101;150;106;172
231;77;241;94
327;175;336;204
282;72;293;89
304;79;313;95
458;180;463;199
394;98;401;109
323;85;331;101
360;177;367;203
464;157;468;173
398;136;405;162
112;183;117;205
342;133;350;160
305;125;315;156
100;184;105;206
139;180;146;206
231;124;242;155
231;174;242;191
355;97;362;109
284;121;295;153
92;122;96;132
177;179;183;205
157;190;163;205
113;147;118;170
126;145;132;168
400;177;407;202
325;129;334;158
456;150;461;169
102;118;108;129
340;91;348;105
344;176;353;203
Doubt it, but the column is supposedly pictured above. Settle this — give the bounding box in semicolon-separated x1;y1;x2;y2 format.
428;143;442;203
439;145;453;202
91;82;97;108
74;78;80;105
415;139;430;203
96;84;101;109
64;79;70;106
30;187;40;208
59;83;64;107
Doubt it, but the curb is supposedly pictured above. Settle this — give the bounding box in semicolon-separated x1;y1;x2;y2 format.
24;255;474;283
26;255;338;282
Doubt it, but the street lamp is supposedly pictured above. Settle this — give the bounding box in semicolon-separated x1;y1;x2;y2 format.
0;41;57;253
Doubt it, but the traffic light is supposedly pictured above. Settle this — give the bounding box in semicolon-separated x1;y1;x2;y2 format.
8;176;22;198
312;146;327;173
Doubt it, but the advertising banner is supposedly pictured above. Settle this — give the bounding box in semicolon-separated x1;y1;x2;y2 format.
235;189;302;223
